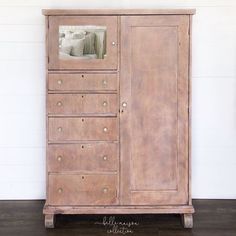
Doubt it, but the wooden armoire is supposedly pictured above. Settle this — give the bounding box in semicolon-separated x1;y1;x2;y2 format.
42;9;195;228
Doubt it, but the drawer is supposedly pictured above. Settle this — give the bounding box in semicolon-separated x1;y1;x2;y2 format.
48;94;118;115
48;73;117;91
48;174;118;205
48;117;118;141
48;143;118;172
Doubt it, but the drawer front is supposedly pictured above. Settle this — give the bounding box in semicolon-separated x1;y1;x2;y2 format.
48;143;118;172
48;73;117;91
49;117;118;141
48;94;118;115
48;174;118;205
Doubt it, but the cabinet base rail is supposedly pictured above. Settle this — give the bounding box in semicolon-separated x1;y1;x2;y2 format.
44;204;194;228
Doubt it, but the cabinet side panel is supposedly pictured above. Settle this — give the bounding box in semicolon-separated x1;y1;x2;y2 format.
188;15;193;206
45;16;49;202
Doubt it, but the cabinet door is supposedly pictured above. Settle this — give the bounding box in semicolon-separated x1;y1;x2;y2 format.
120;16;190;205
48;16;118;70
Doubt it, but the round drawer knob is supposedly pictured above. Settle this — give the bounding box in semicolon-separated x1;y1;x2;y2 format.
57;127;62;132
102;80;107;85
112;42;116;46
57;80;62;85
103;127;108;133
122;102;127;107
103;101;108;107
103;156;107;161
57;156;62;162
58;188;63;194
103;187;108;193
57;101;62;107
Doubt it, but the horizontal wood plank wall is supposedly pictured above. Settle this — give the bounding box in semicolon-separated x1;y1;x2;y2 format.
0;1;236;199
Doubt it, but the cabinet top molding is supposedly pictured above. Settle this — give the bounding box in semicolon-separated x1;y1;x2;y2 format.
42;9;196;16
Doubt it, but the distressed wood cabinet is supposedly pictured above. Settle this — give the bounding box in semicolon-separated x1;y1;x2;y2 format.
42;9;195;229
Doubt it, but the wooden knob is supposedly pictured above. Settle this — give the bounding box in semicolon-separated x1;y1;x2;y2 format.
103;156;107;161
58;188;63;193
57;101;62;107
103;187;108;193
57;127;62;132
57;80;62;85
103;101;108;107
122;102;127;107
103;127;108;132
57;156;62;162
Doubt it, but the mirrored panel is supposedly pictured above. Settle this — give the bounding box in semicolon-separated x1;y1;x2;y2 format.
59;25;107;60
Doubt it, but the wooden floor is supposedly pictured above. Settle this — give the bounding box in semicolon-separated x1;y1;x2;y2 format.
0;200;235;235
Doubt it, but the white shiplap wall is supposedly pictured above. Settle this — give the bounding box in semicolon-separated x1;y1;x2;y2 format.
0;0;236;199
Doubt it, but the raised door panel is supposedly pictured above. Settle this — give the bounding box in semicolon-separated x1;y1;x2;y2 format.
120;16;190;205
48;16;118;70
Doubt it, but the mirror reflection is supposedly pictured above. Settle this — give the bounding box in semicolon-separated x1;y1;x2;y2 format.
59;25;107;60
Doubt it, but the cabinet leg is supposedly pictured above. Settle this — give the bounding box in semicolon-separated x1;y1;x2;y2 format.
181;213;193;228
45;214;55;228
